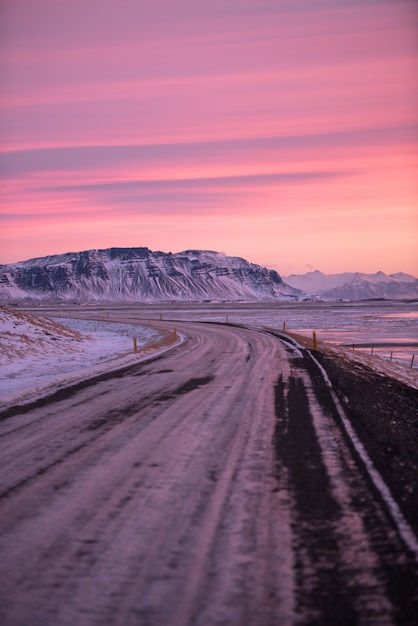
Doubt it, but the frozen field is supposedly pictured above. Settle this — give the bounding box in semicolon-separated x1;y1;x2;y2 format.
173;300;418;366
56;300;417;367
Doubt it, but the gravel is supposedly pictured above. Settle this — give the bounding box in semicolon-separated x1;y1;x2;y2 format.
314;349;418;537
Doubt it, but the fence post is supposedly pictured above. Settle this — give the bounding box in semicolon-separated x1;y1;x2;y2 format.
411;355;415;368
390;351;393;362
313;331;317;350
133;337;137;353
283;321;286;332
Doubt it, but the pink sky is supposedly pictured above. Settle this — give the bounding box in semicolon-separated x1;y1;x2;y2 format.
1;0;417;275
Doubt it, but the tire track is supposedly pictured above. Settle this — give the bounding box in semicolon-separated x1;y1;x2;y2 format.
0;322;292;625
274;339;418;625
1;318;417;625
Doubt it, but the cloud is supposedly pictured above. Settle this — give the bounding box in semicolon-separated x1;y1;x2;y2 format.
37;171;351;193
1;125;415;178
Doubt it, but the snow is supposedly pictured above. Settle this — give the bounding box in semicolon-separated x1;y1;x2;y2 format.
0;306;180;409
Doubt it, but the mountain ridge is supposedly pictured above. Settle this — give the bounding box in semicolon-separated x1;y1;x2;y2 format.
284;270;418;300
0;247;300;304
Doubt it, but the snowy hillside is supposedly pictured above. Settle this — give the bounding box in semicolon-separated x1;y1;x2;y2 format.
284;270;418;300
0;306;164;408
0;248;300;304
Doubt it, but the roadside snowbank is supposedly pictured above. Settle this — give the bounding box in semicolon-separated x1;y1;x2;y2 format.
0;307;178;409
323;342;418;390
281;328;418;390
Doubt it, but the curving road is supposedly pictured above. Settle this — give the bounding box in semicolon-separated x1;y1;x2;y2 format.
0;318;417;625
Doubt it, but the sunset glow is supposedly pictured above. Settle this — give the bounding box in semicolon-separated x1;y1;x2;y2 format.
1;0;417;274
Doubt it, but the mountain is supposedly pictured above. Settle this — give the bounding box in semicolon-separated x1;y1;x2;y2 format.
2;249;415;304
284;270;418;300
0;247;301;304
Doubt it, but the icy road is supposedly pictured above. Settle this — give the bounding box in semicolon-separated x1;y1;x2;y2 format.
0;318;417;625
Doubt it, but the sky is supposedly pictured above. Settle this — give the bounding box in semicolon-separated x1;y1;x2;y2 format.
1;0;417;276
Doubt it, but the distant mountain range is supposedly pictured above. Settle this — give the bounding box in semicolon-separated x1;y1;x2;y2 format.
284;270;418;300
0;248;416;304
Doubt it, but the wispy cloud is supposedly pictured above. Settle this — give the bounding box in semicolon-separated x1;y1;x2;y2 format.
2;125;414;176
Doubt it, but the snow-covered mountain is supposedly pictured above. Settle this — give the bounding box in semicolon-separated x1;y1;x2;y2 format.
0;247;301;304
2;249;415;304
284;270;418;300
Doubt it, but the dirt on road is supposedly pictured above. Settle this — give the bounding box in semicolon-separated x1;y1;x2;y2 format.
313;349;418;537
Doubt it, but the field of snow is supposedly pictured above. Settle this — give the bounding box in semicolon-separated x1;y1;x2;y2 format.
0;306;178;409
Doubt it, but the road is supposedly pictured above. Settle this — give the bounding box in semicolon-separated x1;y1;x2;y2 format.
0;318;417;625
